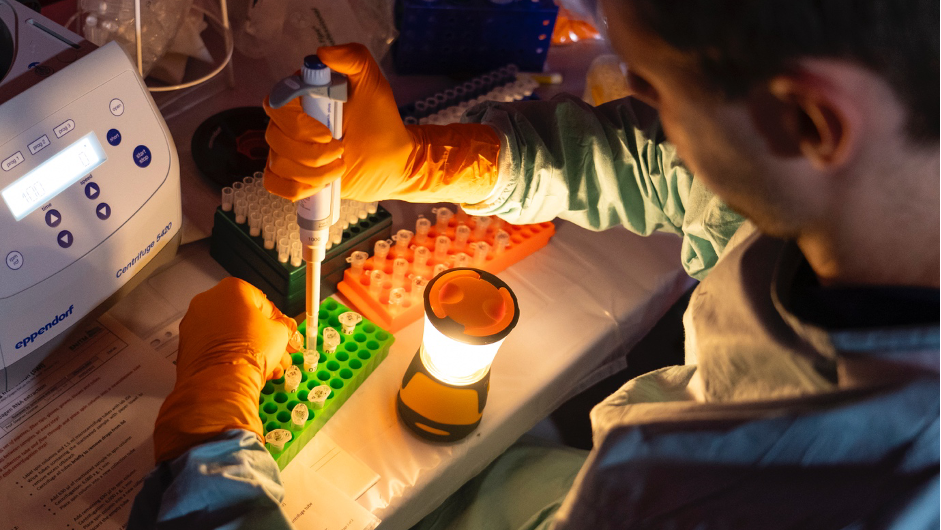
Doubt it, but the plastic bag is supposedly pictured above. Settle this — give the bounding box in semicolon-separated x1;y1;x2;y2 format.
583;54;630;106
551;7;601;46
232;0;397;78
80;0;194;76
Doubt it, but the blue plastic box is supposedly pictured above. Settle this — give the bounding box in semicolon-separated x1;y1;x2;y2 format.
394;0;559;75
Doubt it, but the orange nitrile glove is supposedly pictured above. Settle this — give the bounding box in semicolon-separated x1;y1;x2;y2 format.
153;277;300;463
263;43;501;205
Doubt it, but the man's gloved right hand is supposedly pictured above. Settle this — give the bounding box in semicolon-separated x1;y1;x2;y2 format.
263;43;502;205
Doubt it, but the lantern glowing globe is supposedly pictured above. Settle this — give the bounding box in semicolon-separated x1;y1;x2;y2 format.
397;268;520;442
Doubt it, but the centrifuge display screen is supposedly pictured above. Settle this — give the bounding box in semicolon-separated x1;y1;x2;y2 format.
1;132;107;221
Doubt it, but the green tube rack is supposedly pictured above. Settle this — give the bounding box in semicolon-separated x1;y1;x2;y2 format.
259;298;395;470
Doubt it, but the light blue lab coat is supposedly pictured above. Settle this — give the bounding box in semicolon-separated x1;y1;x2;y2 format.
127;96;938;529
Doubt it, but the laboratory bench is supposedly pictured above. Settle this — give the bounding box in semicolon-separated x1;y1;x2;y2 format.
118;39;695;529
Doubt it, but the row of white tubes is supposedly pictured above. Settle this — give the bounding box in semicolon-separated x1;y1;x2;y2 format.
220;172;379;267
404;77;540;126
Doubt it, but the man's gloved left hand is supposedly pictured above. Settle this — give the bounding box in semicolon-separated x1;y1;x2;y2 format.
153;278;299;463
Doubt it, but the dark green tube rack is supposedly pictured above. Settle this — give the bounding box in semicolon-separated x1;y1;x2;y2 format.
209;205;393;316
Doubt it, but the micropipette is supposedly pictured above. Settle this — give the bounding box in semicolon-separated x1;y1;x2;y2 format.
268;55;349;353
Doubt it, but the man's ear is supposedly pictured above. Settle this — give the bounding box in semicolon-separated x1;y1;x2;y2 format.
765;70;860;171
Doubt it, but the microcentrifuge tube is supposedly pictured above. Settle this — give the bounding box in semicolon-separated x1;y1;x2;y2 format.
322;327;341;354
282;203;294;215
394;229;414;252
232;181;244;192
433;263;449;277
472;241;490;267
274;218;286;231
249;211;262;237
493;229;511;256
373;240;390;271
453;225;470;250
309;385;331;409
287;222;299;234
253;170;264;181
434;207;453;233
290;240;303;267
413;246;431;274
263;225;276;249
338;312;362;335
388;287;407;309
221;187;234;211
278;238;290;263
289;231;300;243
243;175;255;187
289;330;305;351
392;258;409;286
265;429;292;451
347;251;369;276
369;269;386;299
366;201;378;214
291;403;309;429
415;217;431;244
303;349;319;372
410;275;428;303
472;216;492;239
235;199;248;224
452;252;470;268
357;202;368;219
434;236;450;261
284;365;302;393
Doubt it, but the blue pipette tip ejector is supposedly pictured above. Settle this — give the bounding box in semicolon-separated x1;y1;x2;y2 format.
303;55;327;70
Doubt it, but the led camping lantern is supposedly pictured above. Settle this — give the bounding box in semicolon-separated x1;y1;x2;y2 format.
397;268;520;442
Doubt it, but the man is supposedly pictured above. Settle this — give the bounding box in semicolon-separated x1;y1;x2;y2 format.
129;0;939;527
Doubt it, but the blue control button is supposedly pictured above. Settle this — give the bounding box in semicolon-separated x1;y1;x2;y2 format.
106;128;121;146
6;251;23;270
96;202;111;220
45;209;61;227
133;145;151;168
85;181;100;199
57;230;73;249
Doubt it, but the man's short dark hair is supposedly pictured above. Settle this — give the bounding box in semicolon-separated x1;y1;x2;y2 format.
632;0;939;143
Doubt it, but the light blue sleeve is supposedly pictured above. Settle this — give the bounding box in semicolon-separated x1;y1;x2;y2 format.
127;430;294;530
462;94;744;280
